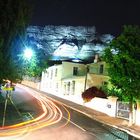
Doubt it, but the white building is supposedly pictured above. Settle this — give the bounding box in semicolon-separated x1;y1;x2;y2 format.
86;61;109;89
40;61;87;95
40;58;109;96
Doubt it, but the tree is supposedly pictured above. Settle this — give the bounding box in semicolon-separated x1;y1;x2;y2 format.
0;0;31;82
103;25;140;125
22;47;49;78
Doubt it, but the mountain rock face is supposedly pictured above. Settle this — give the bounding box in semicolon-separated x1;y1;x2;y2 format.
26;25;113;61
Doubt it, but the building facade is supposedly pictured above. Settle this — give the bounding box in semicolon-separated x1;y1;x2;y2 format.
40;60;109;96
40;61;87;95
86;61;109;89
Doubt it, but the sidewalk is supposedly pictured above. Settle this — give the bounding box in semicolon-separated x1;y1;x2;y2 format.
23;85;140;139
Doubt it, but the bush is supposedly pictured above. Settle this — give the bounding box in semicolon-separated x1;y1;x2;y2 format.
82;86;107;102
101;85;124;101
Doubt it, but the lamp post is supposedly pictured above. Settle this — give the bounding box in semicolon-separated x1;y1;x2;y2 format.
84;65;89;91
23;48;33;60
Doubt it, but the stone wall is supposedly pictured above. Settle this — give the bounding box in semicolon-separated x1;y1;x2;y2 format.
22;80;40;90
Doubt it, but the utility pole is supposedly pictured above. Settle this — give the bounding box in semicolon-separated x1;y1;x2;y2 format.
84;65;89;91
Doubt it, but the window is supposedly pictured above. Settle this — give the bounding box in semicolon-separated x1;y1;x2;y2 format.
64;83;66;95
102;81;108;85
55;68;57;77
73;67;78;75
56;83;58;91
67;82;70;95
99;64;104;74
72;81;75;94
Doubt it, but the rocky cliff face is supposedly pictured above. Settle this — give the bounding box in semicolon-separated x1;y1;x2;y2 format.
26;25;113;61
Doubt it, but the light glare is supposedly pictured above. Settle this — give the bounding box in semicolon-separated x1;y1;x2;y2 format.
24;48;33;59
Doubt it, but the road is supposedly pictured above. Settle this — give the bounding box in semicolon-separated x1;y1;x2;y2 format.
0;85;130;140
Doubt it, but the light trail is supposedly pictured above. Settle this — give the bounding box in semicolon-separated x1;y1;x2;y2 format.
0;85;71;138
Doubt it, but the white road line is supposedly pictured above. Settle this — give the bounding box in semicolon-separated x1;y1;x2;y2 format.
63;115;100;139
62;115;86;131
10;98;22;117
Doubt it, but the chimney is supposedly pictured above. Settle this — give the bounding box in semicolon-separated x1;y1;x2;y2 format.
94;54;99;63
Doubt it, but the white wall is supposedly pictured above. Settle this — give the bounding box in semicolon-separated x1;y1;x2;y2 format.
85;96;118;117
85;97;108;114
62;61;86;78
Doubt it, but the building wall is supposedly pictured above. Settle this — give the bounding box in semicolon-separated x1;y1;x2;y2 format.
86;61;110;89
60;61;86;95
40;61;86;95
136;101;140;125
40;64;62;93
22;80;40;89
85;96;118;117
62;77;85;95
88;61;108;76
62;61;86;78
40;60;110;95
87;74;109;89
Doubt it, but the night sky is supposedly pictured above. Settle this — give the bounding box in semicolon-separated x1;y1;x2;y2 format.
29;0;140;36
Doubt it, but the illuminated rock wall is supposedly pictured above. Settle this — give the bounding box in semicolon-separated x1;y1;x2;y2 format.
26;25;113;60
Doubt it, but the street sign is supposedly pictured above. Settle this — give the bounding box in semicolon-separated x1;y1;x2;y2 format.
3;87;13;91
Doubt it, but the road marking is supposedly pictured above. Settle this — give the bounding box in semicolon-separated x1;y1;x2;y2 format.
63;115;100;140
28;112;34;119
62;115;86;131
9;98;22;117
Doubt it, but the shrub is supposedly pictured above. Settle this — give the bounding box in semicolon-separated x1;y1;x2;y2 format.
82;86;107;102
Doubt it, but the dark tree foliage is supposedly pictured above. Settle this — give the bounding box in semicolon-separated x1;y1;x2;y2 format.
103;25;140;101
0;0;31;82
103;25;140;124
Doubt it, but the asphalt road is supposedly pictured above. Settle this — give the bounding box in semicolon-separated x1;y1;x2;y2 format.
0;85;96;140
0;85;129;140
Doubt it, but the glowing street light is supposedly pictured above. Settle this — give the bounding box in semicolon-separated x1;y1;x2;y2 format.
23;48;33;60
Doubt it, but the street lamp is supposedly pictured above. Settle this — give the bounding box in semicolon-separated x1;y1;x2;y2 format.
84;65;89;91
23;48;33;60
